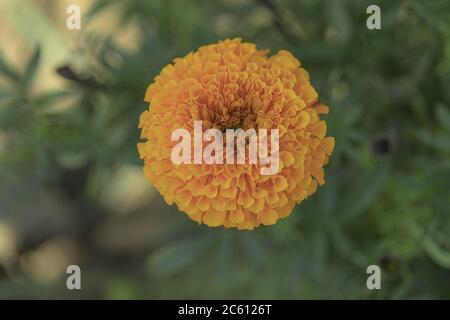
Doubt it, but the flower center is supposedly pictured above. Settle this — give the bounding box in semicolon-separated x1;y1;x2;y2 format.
211;105;256;132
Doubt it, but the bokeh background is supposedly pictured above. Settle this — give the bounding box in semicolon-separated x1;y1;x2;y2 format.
0;0;449;299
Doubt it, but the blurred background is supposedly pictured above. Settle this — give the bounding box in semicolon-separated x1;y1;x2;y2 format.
0;0;449;299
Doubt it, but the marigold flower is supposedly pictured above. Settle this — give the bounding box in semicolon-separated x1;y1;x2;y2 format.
138;38;335;230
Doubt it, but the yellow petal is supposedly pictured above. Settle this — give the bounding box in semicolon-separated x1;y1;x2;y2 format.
204;184;218;199
230;208;245;224
237;191;255;208
273;176;288;192
203;210;226;227
261;208;278;225
320;137;335;155
197;196;210;211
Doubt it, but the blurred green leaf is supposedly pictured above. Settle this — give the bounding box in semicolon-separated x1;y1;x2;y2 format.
22;46;41;92
147;236;212;278
423;236;450;269
0;50;20;81
86;0;114;20
436;103;450;132
417;130;450;152
34;90;70;108
339;163;390;222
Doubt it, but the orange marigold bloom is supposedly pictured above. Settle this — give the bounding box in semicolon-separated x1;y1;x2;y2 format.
138;38;335;230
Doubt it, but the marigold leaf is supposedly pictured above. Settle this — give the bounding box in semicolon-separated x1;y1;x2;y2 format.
22;46;41;92
147;236;211;278
436;102;450;131
0;50;20;81
339;163;390;222
423;236;450;269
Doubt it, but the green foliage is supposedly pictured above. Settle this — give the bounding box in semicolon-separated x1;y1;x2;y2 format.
0;0;449;299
